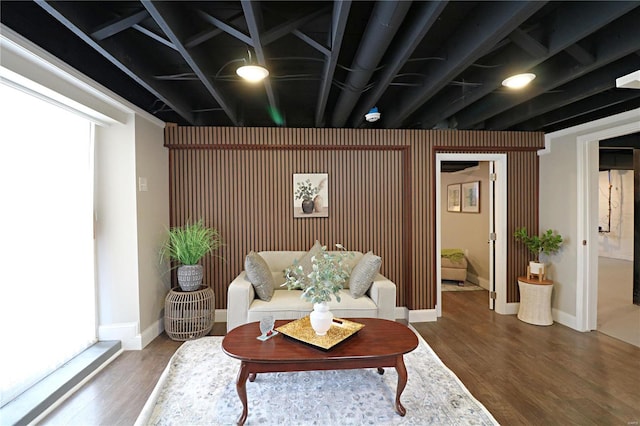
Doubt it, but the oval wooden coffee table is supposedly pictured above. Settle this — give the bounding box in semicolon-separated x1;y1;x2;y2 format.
222;317;418;425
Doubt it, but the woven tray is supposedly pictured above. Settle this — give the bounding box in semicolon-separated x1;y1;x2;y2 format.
276;316;364;350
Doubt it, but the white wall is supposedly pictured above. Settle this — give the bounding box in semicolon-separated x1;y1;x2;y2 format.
539;137;577;316
598;170;634;260
1;26;169;350
95;119;167;351
134;115;170;346
541;108;640;331
441;162;491;288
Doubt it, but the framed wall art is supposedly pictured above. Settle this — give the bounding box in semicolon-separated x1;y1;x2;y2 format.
447;184;461;212
461;181;480;213
293;173;328;218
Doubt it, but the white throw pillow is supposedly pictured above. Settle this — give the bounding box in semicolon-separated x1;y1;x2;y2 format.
245;251;274;301
349;251;381;298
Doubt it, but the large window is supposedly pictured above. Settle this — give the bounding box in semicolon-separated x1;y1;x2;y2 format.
0;82;96;407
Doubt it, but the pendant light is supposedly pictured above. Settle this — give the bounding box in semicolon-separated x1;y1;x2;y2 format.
236;50;269;83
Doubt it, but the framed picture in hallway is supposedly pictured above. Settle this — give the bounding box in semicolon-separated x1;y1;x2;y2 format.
462;181;480;213
447;184;461;212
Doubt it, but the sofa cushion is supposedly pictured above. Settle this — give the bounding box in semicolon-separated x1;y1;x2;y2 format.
293;240;323;275
248;289;377;315
244;251;275;301
349;251;382;298
259;251;307;273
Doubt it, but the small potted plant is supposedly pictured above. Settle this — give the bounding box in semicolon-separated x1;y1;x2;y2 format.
294;179;319;214
514;227;563;277
282;244;352;335
160;219;223;291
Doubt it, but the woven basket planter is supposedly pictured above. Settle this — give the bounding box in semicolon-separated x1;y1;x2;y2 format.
177;264;203;291
165;286;215;341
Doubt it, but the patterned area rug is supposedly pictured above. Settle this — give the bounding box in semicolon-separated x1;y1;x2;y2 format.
136;330;498;426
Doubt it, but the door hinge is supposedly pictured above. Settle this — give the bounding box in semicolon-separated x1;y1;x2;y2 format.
489;232;497;241
490;291;497;299
489;173;497;181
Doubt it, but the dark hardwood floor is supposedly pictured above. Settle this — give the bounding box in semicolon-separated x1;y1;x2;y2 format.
40;292;640;425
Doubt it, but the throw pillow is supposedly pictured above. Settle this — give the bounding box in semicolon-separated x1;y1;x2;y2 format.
294;240;323;276
245;251;274;301
349;251;382;298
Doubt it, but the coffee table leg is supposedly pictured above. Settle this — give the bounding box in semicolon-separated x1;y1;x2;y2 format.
394;355;408;416
235;361;250;425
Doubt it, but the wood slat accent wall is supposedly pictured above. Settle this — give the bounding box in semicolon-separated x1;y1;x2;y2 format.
165;126;544;311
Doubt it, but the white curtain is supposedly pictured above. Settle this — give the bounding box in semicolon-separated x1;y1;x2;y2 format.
0;83;96;407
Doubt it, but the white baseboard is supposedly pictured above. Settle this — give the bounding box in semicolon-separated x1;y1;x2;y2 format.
408;309;438;323
141;319;164;349
395;306;408;320
477;277;490;290
98;322;141;350
499;302;520;315
553;308;578;330
215;309;227;323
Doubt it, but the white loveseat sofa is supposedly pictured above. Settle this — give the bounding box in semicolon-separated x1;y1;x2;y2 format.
227;250;396;332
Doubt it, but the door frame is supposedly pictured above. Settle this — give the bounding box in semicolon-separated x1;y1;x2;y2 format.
577;119;640;331
435;153;508;316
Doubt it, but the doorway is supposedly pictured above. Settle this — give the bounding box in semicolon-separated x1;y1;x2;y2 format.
577;117;639;332
435;153;507;317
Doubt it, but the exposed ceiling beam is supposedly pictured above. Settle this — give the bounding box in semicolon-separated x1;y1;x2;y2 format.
418;0;638;129
91;9;149;41
261;6;330;46
455;8;640;129
383;1;545;129
142;1;238;126
331;0;412;127
185;12;245;49
241;0;280;124
132;23;176;51
519;91;640;131
486;59;640;129
315;0;351;127
564;43;595;66
508;28;548;58
293;29;330;56
349;0;448;127
35;0;196;124
199;10;253;46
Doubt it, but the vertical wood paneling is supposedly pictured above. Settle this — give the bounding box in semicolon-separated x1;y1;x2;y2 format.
165;127;543;312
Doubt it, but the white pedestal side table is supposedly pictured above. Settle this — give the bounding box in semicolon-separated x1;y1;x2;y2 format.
517;276;554;326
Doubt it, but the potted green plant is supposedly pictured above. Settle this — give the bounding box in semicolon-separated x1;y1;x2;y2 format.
514;227;563;277
160;219;223;291
282;243;352;335
294;179;319;214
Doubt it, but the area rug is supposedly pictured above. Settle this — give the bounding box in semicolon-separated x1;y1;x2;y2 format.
135;330;498;426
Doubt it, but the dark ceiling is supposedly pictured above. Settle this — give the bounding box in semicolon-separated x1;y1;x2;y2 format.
2;1;640;132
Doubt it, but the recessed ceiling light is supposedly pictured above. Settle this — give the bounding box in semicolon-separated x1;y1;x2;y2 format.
502;73;536;89
236;65;269;83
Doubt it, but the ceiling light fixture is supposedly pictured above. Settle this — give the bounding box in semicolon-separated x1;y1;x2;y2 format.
236;50;269;83
236;64;269;83
502;73;536;89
